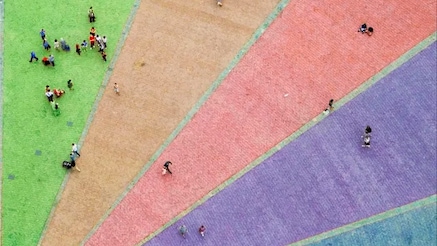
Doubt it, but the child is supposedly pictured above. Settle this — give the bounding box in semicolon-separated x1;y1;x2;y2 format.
81;40;88;51
29;51;39;62
113;83;120;95
67;79;74;90
75;44;81;55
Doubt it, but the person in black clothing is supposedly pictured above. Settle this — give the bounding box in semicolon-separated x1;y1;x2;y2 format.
163;161;172;175
365;125;372;135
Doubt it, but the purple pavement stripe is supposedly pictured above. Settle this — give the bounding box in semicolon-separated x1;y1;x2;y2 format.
145;43;436;246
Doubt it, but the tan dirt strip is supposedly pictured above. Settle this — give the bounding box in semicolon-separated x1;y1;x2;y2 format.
40;0;280;245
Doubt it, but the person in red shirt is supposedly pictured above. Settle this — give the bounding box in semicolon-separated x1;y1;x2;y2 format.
89;35;95;49
42;56;50;65
53;89;65;97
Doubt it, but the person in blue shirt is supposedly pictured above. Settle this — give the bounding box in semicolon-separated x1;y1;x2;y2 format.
43;39;51;50
40;29;46;41
29;51;38;62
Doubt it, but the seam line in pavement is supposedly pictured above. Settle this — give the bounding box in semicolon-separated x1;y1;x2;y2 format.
37;1;143;245
136;33;436;245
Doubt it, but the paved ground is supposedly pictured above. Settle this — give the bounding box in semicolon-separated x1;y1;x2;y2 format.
144;42;437;245
40;1;280;245
84;0;436;245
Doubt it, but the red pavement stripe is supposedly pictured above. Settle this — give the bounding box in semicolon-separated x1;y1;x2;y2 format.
85;0;436;245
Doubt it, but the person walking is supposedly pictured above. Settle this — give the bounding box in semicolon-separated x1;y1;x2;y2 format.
72;143;81;157
178;225;188;238
81;40;88;51
69;152;81;171
216;0;223;6
101;50;107;62
29;51;39;62
198;225;206;237
67;79;74;90
75;44;81;55
43;39;51;51
162;161;172;175
40;29;46;41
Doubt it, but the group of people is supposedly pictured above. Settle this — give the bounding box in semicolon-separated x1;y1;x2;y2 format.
358;23;374;36
63;143;81;171
178;225;207;239
44;80;74;116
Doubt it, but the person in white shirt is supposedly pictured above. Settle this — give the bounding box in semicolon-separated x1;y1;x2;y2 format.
72;143;81;157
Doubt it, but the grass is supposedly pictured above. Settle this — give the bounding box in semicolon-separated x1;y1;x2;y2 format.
1;0;135;245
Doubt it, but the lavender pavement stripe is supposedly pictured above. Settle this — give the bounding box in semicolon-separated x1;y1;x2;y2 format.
289;195;436;245
143;41;436;245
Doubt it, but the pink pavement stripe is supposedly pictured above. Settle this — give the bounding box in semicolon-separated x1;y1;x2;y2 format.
86;0;436;245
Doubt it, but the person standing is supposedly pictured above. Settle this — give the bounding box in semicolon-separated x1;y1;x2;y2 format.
81;40;88;51
90;27;96;36
29;51;39;62
216;0;223;6
88;7;96;22
113;83;120;95
72;143;81;157
178;225;188;238
53;39;60;51
198;225;206;237
163;161;172;175
45;89;54;102
48;54;55;66
89;35;95;49
102;36;107;48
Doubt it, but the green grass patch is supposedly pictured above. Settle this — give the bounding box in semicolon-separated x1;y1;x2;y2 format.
2;0;135;245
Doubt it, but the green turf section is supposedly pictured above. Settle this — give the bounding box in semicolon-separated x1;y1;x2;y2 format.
1;1;135;245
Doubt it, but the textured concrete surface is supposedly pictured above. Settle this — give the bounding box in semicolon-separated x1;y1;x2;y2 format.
85;0;436;245
145;42;437;246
